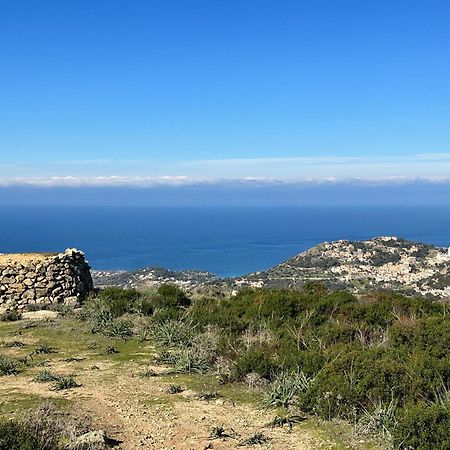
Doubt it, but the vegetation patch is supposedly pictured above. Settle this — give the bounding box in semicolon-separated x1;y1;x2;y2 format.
0;354;19;376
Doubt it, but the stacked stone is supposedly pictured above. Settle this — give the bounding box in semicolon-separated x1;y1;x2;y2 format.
0;249;93;312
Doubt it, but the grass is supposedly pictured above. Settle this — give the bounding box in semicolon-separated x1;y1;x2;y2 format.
0;390;70;419
300;419;383;450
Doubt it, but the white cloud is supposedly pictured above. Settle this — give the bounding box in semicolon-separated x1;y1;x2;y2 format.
1;175;450;188
1;153;450;186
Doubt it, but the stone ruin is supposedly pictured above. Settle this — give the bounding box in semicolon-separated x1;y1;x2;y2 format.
0;249;93;313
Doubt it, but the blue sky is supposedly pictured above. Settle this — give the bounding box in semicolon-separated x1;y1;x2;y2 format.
1;0;450;201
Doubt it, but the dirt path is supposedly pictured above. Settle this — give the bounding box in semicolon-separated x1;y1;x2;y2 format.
75;364;335;450
0;318;350;450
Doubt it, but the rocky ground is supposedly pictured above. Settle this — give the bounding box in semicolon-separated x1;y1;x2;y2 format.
92;237;450;299
0;313;370;449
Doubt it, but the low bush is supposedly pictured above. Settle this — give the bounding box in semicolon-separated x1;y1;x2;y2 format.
139;298;154;316
196;391;219;400
0;420;58;450
167;384;184;394
139;368;158;378
96;287;141;317
356;398;397;441
103;346;119;354
233;349;278;381
0;403;63;450
155;284;191;309
172;348;212;373
393;402;450;449
0;309;22;322
33;344;56;355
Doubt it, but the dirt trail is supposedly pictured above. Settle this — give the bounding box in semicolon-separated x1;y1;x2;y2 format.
75;364;334;450
0;317;346;450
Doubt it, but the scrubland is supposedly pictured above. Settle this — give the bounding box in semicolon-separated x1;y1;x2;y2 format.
1;284;449;449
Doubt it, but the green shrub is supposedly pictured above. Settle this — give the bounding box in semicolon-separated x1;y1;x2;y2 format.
197;391;220;400
233;349;278;381
139;298;154;316
133;317;153;341
0;420;56;450
0;403;62;450
0;310;22;322
393;402;450;449
172;348;212;373
151;306;183;322
96;287;141;317
139;368;158;378
33;344;56;355
103;346;119;354
88;301;113;332
155;284;191;309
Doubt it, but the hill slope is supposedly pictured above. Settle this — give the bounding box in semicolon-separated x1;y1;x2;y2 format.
93;237;450;298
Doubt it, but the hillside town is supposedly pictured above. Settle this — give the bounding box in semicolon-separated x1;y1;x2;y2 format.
93;237;450;299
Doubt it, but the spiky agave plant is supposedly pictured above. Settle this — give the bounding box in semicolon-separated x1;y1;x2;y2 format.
51;375;81;391
266;414;306;430
208;425;238;440
356;397;397;440
167;384;184;394
33;369;59;383
0;354;18;376
262;370;313;409
238;432;269;446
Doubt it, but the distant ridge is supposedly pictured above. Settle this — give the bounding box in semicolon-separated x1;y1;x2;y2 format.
92;237;450;299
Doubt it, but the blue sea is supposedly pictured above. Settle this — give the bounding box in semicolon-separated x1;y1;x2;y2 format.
0;205;449;277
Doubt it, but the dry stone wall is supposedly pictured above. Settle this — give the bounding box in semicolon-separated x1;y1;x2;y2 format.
0;249;93;312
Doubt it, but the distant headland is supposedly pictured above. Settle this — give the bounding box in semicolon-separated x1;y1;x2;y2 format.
92;237;450;299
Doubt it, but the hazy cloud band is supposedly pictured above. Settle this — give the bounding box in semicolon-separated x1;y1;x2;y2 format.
1;153;450;186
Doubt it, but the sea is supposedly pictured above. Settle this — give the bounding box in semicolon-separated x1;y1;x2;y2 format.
1;205;449;277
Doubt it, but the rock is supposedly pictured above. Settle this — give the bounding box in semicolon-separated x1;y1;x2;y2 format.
21;310;59;320
69;430;108;449
64;296;79;306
